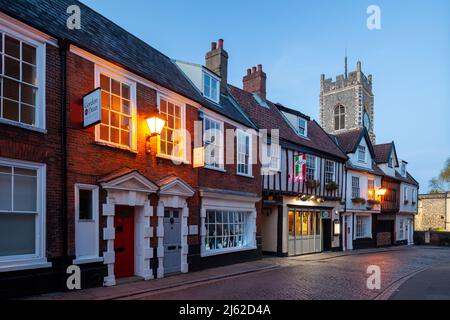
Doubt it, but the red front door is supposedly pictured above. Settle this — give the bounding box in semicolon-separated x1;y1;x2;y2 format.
114;206;135;278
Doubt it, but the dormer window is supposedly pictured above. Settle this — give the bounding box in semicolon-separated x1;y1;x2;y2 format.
401;162;406;176
357;145;366;163
388;156;393;168
298;117;307;137
203;72;219;103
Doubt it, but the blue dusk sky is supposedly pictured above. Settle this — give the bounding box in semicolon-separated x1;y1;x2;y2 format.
81;0;450;193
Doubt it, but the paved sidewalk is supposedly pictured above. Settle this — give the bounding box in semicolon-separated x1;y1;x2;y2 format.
27;246;428;300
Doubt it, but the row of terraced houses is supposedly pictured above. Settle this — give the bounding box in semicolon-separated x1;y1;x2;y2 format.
0;0;419;298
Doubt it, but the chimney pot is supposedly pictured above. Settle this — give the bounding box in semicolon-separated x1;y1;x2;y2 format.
243;65;267;101
247;68;251;76
211;42;217;50
218;39;224;49
252;66;257;73
258;64;262;72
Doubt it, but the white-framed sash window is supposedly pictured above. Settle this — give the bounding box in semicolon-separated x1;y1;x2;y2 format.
203;115;224;170
0;26;46;130
306;155;316;181
352;176;360;199
325;160;335;184
357;146;366;162
203;71;219;103
95;66;137;151
0;158;48;271
237;130;252;177
74;184;101;264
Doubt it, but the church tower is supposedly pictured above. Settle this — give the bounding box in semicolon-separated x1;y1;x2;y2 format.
320;60;376;144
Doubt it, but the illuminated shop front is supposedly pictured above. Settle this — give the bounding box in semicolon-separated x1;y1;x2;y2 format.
288;208;323;255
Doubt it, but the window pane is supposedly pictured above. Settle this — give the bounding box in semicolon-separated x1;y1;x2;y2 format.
3;99;19;121
110;111;120;128
13;174;37;211
22;63;37;85
0;213;35;256
122;99;130;115
121;130;130;147
122;84;130;100
5;36;20;58
79;189;93;220
111;79;120;96
0;171;12;210
4;56;20;80
3;78;19;101
111;95;121;112
100;124;109;141
22;43;36;65
20;104;35;125
101;91;110;109
100;74;110;91
110;127;119;144
21;84;36;105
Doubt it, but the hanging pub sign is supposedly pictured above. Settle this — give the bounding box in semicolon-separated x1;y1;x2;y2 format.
83;87;102;128
294;154;306;181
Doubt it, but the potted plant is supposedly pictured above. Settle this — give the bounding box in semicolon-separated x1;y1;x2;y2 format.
351;197;366;205
306;179;320;189
325;181;338;191
367;199;381;206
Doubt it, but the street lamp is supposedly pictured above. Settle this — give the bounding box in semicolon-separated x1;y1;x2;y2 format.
376;188;387;197
145;116;165;154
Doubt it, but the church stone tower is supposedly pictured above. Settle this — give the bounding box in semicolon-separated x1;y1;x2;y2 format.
320;60;376;144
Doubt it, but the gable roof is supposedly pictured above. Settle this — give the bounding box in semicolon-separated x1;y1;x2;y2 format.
0;0;254;128
373;142;398;165
333;128;375;157
275;103;310;121
228;85;347;160
395;171;420;187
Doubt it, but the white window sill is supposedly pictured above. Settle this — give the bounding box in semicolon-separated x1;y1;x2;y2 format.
95;141;137;154
201;245;257;257
0;118;47;134
73;257;104;265
204;165;226;173
0;259;52;273
237;173;254;179
156;153;189;164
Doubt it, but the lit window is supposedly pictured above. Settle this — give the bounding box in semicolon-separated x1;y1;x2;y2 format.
205;210;249;252
0;159;45;264
368;179;375;200
325;160;335;184
98;73;134;149
203;72;219;103
355;215;371;238
159;97;184;159
358;146;366;162
352;176;360;199
237;130;252;176
204;116;223;169
298;118;307;137
306;155;316;181
334;105;345;130
0;31;44;128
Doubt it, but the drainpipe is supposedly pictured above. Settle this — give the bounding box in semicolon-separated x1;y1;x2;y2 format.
59;38;69;271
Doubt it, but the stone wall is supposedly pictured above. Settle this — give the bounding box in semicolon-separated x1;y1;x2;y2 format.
416;193;450;231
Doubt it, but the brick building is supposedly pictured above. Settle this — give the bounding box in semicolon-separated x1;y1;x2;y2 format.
416;192;450;231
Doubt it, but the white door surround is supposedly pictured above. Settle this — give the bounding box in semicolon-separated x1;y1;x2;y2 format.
100;170;158;287
156;176;195;278
342;214;353;251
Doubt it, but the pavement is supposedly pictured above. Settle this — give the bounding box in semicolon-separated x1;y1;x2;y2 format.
27;246;450;300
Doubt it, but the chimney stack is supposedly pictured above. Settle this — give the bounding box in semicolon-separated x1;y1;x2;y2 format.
205;38;228;94
243;64;267;100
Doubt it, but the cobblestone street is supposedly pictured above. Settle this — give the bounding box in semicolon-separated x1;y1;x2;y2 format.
125;246;450;300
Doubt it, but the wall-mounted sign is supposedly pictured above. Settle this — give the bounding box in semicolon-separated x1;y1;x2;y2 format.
321;211;331;219
83;88;102;128
294;154;306;181
333;219;341;236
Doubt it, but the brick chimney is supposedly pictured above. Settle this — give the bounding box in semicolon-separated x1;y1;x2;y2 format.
243;64;267;100
205;39;228;94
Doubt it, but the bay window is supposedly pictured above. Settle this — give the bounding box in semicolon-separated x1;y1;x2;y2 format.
205;210;251;253
0;29;45;129
355;215;371;239
204;116;223;170
158;96;184;160
0;158;46;268
237;130;252;176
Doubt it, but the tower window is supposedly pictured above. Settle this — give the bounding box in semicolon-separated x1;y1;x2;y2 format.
334;105;345;130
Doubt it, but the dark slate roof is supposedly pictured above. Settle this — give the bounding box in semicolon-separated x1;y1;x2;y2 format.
332;128;375;157
373;143;394;164
0;0;255;128
228;85;347;160
395;171;420;186
275;103;310;121
346;162;385;177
